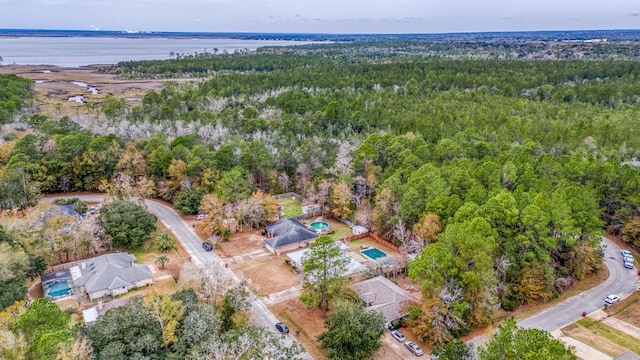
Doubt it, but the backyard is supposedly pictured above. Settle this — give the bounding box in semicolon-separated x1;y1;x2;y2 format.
296;217;353;240
277;197;302;218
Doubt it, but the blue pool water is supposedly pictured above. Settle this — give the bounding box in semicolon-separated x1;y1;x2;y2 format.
310;221;329;231
361;247;388;260
48;282;71;297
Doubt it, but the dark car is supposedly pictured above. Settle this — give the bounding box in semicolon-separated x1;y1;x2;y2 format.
275;322;289;334
202;242;213;251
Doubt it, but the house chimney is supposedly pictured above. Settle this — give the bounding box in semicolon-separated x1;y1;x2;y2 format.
81;261;86;269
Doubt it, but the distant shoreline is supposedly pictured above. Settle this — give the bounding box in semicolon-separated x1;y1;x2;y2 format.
1;28;640;42
0;29;339;42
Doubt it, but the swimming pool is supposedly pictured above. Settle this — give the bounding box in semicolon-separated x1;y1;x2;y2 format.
361;247;388;261
310;221;330;232
47;281;71;297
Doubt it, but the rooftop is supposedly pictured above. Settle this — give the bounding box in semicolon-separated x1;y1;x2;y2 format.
353;275;416;322
71;253;153;293
264;218;318;249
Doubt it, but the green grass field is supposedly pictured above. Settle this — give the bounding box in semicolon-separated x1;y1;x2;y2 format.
277;197;302;218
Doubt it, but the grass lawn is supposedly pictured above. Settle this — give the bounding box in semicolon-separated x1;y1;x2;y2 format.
574;317;640;354
561;322;626;357
129;221;185;263
128;245;157;263
297;217;353;240
324;218;354;240
278;197;302;218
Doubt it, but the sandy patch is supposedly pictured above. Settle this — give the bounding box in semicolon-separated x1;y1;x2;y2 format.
561;323;626;357
231;254;301;296
216;230;266;258
0;65;186;117
557;334;613;360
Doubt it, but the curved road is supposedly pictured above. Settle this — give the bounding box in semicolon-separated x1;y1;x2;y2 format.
518;237;639;331
49;196;638;349
48;194;311;359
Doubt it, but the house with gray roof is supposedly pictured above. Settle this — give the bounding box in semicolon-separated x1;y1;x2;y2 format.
70;253;153;300
264;218;318;255
353;275;416;323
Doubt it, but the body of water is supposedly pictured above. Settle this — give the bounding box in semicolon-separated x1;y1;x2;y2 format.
0;36;312;67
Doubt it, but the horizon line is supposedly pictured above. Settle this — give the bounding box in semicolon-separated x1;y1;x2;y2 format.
1;27;639;37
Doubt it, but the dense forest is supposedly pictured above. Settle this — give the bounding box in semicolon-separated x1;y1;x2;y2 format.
2;39;640;346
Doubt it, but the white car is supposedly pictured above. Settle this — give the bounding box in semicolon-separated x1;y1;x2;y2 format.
621;249;633;257
405;341;424;356
624;261;634;269
391;330;405;342
623;255;634;263
605;294;621;305
195;214;207;221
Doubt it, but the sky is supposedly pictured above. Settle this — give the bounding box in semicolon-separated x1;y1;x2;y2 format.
1;0;638;34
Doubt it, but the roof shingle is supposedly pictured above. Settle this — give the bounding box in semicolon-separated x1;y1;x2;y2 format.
264;218;318;249
72;253;152;293
353;275;416;322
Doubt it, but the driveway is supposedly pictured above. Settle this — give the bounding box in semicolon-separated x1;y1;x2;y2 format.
46;194;312;359
518;237;639;331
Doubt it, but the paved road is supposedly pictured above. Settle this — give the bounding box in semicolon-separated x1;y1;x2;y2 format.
47;194;311;359
518;237;639;331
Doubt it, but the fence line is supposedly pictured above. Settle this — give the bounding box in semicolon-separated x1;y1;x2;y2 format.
274;192;306;203
339;232;399;252
339;233;370;242
48;260;84;272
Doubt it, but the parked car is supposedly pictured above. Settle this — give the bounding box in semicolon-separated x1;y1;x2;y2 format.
385;322;395;330
391;330;405;342
621;249;633;257
624;261;634;269
202;242;213;251
623;255;634;263
605;294;621;305
275;322;289;334
405;341;424;356
196;214;207;221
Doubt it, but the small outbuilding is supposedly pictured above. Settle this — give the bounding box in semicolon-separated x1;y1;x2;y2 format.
82;306;99;325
